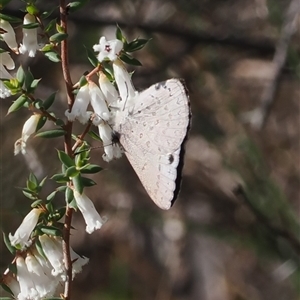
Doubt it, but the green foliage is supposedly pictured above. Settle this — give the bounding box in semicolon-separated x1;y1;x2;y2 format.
2;232;14;255
67;0;90;13
85;45;99;67
123;38;149;52
0;13;22;23
16;66;25;86
35;129;66;138
44;50;61;62
119;52;142;66
7;95;29;114
26;4;39;15
72;173;84;194
79;164;102;174
49;32;68;43
44;18;57;33
22;22;39;29
57;150;75;168
116;25;127;44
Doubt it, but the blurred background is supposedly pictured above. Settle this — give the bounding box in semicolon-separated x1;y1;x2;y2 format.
0;0;299;299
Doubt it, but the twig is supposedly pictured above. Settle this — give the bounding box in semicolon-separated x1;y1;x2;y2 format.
59;0;75;299
242;0;300;130
234;185;300;255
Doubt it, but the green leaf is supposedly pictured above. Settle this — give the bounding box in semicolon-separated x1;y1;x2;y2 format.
57;185;67;192
22;190;37;200
24;69;34;91
46;191;57;201
82;176;97;187
40;226;62;236
29;173;38;185
45;201;54;214
101;61;114;81
124;38;149;52
28;78;41;93
36;116;47;131
35;129;66;138
40;43;54;52
27;180;37;191
26;5;39;15
41;7;57;19
44;51;61;62
49;32;68;43
68;0;90;13
39;176;47;188
16;66;25;86
80;164;102;174
115;24;127;43
79;75;88;87
7;95;29;114
34;99;43;109
84;45;98;67
0;296;14;300
0;13;22;23
22;22;39;29
56;23;64;34
65;166;79;178
75;145;90;167
31;199;43;208
51;173;69;183
57;150;75;167
65;186;74;203
73;173;84;194
43;92;56;110
88;130;101;141
2;232;14;254
44;18;57;33
120;53;142;66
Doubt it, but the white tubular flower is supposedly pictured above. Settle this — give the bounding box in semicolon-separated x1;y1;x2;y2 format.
99;72;119;106
2;269;20;297
73;190;106;234
25;253;57;298
16;255;37;300
113;59;137;105
70;247;89;278
9;208;42;250
93;36;123;62
89;81;110;121
39;234;65;277
14;114;41;155
0;51;15;98
97;123;122;162
65;84;91;124
19;13;39;57
0;20;18;52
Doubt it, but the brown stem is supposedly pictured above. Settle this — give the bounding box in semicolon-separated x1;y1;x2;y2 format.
72;122;92;152
59;0;75;299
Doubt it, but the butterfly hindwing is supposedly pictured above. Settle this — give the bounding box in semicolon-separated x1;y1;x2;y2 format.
114;79;190;209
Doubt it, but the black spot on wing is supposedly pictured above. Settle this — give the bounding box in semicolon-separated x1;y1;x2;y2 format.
168;154;174;164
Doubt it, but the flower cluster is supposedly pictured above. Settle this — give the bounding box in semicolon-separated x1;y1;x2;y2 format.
66;36;139;162
2;22;148;298
3;235;88;300
4;206;89;299
0;13;40;98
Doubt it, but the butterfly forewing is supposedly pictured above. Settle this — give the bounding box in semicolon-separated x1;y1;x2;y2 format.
113;79;190;209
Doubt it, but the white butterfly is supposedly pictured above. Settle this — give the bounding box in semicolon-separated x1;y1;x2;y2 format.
111;79;191;210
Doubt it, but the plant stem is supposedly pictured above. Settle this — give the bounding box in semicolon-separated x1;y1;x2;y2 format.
59;0;75;299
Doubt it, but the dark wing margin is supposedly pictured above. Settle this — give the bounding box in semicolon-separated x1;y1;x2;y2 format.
170;79;191;207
